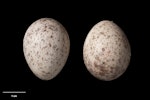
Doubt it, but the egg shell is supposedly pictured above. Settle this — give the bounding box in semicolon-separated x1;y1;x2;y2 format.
83;20;131;81
23;18;70;80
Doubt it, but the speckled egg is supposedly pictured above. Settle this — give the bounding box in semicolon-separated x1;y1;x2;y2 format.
23;18;70;80
83;20;131;81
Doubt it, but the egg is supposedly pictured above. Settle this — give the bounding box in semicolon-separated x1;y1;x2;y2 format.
23;18;70;80
83;20;131;81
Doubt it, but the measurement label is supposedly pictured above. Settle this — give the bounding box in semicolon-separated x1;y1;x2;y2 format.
11;94;17;98
2;91;26;98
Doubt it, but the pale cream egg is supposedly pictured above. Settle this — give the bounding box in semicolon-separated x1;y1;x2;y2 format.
23;18;70;80
83;20;131;81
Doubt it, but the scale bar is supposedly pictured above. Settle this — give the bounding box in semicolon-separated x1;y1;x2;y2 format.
2;91;26;93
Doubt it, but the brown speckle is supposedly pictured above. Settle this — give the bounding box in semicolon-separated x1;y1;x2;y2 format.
42;70;46;73
119;43;121;46
27;32;32;36
100;32;105;36
102;48;105;52
53;45;57;49
112;58;114;61
94;61;99;68
46;72;51;75
45;25;47;28
106;59;109;62
90;47;92;50
46;52;49;55
99;71;105;76
118;58;121;64
41;39;45;42
56;48;59;51
119;52;121;55
95;56;100;61
49;43;51;47
42;46;47;50
100;66;108;75
42;19;46;22
38;63;43;66
43;29;46;32
27;53;30;56
92;35;96;40
107;35;110;39
48;25;58;31
124;43;127;49
31;58;33;62
102;62;105;65
97;35;99;38
35;43;37;46
51;35;53;38
36;28;40;32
